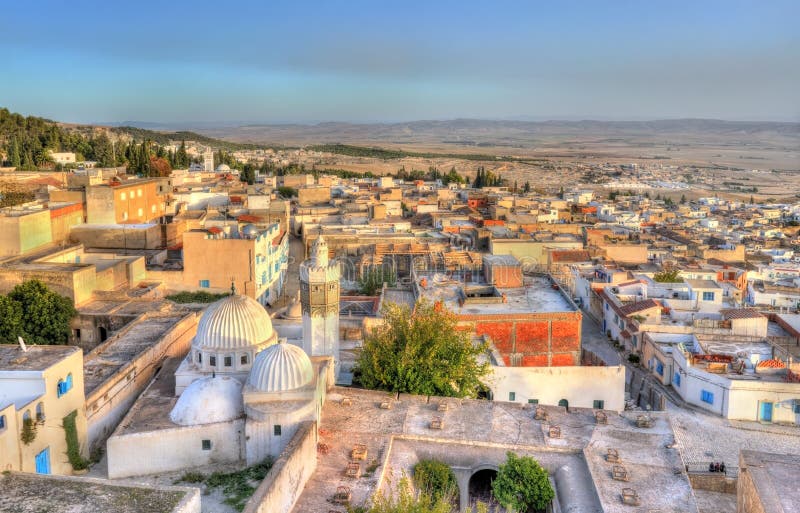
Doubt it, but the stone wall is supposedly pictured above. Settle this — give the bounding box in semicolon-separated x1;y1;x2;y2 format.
85;312;198;450
688;472;737;494
107;420;244;479
242;421;318;513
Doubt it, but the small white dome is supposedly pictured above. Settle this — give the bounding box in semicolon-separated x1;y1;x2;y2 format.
170;376;243;426
194;294;276;351
216;164;231;172
248;342;313;392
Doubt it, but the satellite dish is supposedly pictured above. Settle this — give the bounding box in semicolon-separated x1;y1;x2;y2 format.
17;336;28;352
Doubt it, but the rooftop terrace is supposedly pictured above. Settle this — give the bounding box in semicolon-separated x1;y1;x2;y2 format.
0;344;79;372
416;273;575;315
0;472;197;513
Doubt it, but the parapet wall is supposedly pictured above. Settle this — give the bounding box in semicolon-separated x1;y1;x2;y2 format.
243;421;318;513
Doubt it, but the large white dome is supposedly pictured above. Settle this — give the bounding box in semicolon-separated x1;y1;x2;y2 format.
170;376;244;426
248;342;313;393
194;294;276;351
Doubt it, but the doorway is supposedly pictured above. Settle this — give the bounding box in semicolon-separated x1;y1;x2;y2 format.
760;401;773;422
469;468;498;509
35;447;50;474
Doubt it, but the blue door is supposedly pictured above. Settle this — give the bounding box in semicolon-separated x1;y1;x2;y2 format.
35;447;50;474
760;402;773;422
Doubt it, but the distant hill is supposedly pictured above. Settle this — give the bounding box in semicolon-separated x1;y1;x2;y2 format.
190;118;800;148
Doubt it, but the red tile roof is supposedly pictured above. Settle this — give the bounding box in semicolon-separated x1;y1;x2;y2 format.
618;299;661;316
720;308;765;320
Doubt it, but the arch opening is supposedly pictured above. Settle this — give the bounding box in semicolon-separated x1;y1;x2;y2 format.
468;468;498;510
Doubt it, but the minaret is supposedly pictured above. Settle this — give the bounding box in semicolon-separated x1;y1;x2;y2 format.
299;236;340;377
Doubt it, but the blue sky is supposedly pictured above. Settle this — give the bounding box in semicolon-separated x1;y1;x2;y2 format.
1;0;798;124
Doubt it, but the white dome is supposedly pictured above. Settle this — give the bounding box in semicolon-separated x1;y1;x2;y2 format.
248;342;313;392
194;294;276;351
170;376;243;426
216;164;231;172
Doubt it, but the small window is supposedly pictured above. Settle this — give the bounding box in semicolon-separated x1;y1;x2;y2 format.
137;188;142;197
35;402;45;423
794;401;800;414
137;208;143;217
702;291;715;301
201;439;211;450
273;425;282;436
508;392;516;402
701;390;714;404
224;356;232;367
210;356;217;367
57;379;65;398
605;303;609;311
673;372;681;387
593;400;605;410
527;399;538;405
120;192;126;200
197;352;202;363
240;354;249;365
66;373;73;392
656;361;664;376
0;415;5;430
199;280;210;288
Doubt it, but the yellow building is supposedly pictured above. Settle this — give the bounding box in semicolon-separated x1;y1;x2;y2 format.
0;344;88;475
86;178;166;224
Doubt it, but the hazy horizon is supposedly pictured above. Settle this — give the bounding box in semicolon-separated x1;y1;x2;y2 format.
2;1;798;125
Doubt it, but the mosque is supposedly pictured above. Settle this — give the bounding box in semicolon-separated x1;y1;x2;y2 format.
106;237;340;477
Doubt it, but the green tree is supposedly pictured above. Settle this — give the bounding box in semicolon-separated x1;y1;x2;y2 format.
653;269;682;283
241;163;256;185
176;140;189;168
276;186;297;198
7;280;77;345
7;136;21;167
355;299;490;398
0;295;24;344
413;460;457;504
492;453;554;513
680;194;686;204
359;267;397;295
523;181;531;193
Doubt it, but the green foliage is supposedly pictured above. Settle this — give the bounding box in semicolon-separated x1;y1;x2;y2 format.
63;410;89;470
359;267;397;295
412;460;457;503
628;354;640;364
203;459;273;511
355;299;490;398
348;476;455;513
653;269;682;283
276;186;298;198
166;291;231;303
492;452;554;513
523;181;531;193
174;471;205;484
0;280;76;345
20;417;37;445
240;163;256;185
472;166;503;188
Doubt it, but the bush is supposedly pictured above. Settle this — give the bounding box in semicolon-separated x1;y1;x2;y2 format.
63;410;89;470
412;460;457;503
166;291;230;303
358;267;397;296
20;417;37;445
492;452;554;513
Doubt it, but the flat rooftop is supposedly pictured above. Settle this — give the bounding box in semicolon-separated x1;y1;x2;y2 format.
83;312;190;395
293;388;693;513
740;450;800;513
417;274;575;315
0;472;196;513
0;344;79;372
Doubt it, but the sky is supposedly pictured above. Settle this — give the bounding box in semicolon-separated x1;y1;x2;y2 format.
1;0;798;124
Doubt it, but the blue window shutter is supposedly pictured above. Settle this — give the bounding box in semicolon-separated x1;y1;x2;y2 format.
57;380;64;398
66;374;73;392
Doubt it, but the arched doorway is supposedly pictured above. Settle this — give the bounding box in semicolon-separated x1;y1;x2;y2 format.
558;399;569;411
468;468;498;509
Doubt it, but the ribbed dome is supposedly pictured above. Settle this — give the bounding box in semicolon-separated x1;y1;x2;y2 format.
170;376;243;426
194;294;276;351
248;342;313;392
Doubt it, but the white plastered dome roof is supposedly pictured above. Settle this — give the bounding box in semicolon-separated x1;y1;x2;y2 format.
170;376;244;426
248;341;313;393
193;294;276;351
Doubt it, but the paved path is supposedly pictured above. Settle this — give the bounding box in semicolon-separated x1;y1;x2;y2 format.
580;308;622;366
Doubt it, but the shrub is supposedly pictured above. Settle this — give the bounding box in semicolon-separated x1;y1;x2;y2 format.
63;410;89;470
412;460;457;503
492;452;554;513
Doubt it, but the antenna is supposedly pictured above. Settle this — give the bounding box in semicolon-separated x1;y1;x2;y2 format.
17;336;28;352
